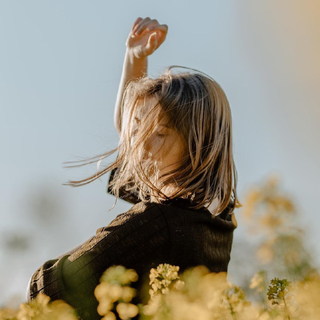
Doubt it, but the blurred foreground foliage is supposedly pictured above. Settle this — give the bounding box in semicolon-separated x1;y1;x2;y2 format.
1;175;319;320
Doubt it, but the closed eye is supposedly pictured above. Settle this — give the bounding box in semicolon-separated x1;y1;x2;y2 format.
155;130;168;138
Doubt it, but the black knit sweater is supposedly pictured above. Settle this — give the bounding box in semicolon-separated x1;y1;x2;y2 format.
27;174;237;320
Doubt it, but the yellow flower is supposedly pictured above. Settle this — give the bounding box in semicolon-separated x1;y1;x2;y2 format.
45;300;78;320
173;279;185;290
0;307;18;320
94;282;110;300
125;269;139;283
121;286;136;302
151;282;161;291
97;298;113;316
15;295;77;320
34;293;51;308
101;311;117;320
107;284;124;302
161;287;170;295
100;266;138;286
161;279;171;286
17;293;51;320
143;294;162;316
148;264;183;299
116;302;139;320
293;276;320;318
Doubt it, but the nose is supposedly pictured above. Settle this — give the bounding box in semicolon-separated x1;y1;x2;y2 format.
143;134;153;153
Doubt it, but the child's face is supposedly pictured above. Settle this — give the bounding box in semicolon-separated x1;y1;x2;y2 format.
134;97;186;176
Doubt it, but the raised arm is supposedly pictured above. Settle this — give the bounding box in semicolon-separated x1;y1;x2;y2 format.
114;17;168;135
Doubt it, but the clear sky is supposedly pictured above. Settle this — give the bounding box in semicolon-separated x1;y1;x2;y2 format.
1;0;319;303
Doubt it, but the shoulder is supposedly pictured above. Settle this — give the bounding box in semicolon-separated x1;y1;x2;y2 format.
212;200;238;229
96;202;165;234
152;200;237;232
69;202;170;261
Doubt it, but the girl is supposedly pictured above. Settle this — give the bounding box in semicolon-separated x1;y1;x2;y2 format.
27;17;241;320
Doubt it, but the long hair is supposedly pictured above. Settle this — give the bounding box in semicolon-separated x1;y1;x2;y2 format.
63;66;242;215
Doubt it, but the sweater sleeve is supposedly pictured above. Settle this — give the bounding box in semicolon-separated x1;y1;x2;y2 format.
27;203;172;320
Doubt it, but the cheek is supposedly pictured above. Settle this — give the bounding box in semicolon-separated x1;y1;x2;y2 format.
163;137;186;161
144;136;164;157
144;133;186;163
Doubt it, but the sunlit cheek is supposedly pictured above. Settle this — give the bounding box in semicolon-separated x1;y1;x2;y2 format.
144;137;165;161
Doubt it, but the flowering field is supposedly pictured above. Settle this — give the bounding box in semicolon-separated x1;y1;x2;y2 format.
1;175;319;320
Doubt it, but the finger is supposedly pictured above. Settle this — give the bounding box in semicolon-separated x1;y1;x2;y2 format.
144;32;158;55
134;18;155;35
147;24;168;34
132;17;151;35
134;19;159;35
131;17;143;31
145;19;160;32
144;26;167;49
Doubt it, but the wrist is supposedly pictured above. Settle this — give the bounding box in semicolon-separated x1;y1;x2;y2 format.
125;48;147;64
124;49;148;77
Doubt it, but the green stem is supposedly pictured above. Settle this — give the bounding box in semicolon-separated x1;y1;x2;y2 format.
283;297;291;320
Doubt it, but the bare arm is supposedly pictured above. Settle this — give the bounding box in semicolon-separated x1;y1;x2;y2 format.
114;50;147;135
114;17;168;135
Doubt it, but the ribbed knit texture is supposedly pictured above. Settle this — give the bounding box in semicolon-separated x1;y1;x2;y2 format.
27;199;236;320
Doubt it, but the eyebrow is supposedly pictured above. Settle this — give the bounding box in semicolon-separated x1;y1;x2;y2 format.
135;117;171;129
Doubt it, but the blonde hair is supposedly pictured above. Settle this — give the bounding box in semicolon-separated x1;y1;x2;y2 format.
63;66;242;215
